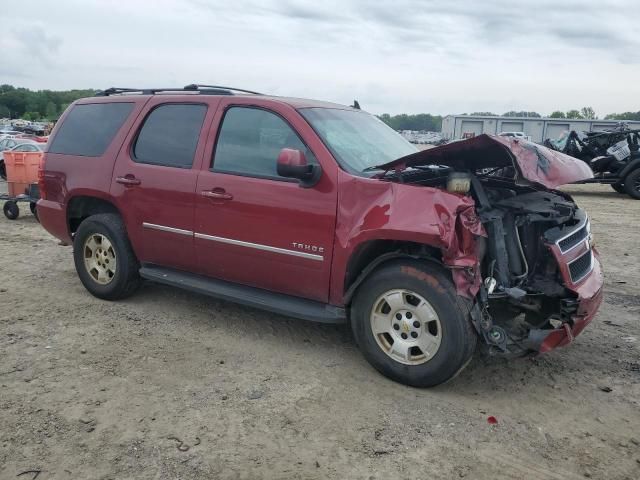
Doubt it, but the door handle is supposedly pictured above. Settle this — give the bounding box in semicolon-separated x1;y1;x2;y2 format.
201;189;233;200
116;175;141;186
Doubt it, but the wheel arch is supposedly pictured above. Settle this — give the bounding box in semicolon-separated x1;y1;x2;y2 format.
342;239;444;306
66;195;122;235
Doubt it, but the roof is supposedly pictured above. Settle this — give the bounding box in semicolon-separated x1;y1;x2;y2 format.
87;85;352;111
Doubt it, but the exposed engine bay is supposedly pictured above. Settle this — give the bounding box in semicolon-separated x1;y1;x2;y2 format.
377;136;596;356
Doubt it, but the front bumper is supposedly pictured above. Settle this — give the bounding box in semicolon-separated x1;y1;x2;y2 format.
527;248;604;353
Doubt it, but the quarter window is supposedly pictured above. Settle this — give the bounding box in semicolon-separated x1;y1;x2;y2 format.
133;104;207;168
213;107;316;178
48;103;134;157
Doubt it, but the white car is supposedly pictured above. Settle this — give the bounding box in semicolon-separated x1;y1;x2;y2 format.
499;131;532;142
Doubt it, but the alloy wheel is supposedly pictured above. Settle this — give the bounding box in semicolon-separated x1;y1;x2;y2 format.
369;289;442;365
83;233;117;285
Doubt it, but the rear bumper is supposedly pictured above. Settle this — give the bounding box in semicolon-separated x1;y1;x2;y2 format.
528;248;604;353
37;199;72;244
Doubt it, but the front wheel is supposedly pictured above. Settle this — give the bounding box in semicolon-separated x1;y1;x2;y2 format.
623;169;640;199
73;213;141;300
351;260;477;387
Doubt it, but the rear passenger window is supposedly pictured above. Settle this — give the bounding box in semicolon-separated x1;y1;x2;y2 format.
48;103;134;156
213;107;316;178
133;104;207;168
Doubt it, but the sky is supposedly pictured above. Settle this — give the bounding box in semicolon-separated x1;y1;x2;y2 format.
1;0;639;116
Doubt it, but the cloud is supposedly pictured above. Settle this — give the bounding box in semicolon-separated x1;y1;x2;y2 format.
1;0;639;115
13;25;63;65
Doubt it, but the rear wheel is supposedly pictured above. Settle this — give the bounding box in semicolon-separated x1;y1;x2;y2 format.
3;201;19;220
611;183;625;194
73;213;141;300
351;260;477;387
624;169;640;199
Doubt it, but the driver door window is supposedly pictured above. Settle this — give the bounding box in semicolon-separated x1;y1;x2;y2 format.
212;107;316;179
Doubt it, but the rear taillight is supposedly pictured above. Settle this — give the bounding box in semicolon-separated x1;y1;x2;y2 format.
37;154;46;200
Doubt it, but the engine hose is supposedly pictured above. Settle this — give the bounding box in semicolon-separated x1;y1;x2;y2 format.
513;225;529;282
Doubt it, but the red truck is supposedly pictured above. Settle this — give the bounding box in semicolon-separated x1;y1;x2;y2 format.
37;85;603;387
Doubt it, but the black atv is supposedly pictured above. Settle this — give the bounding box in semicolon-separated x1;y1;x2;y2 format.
544;124;640;199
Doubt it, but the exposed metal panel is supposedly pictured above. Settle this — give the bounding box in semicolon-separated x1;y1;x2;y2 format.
545;123;570;140
441;116;455;139
500;121;524;132
460;120;483;138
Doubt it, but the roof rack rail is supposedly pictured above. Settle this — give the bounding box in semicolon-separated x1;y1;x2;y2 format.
183;84;263;95
95;85;263;97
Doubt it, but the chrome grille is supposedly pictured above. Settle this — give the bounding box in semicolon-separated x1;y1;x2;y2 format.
568;250;593;284
558;223;589;253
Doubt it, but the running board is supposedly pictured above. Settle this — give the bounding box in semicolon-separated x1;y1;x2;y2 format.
139;265;346;324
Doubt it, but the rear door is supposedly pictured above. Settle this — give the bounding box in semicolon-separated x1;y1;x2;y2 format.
194;99;338;302
111;97;219;272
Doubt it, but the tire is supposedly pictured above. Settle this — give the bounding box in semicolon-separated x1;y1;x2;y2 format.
0;160;6;180
623;169;640;199
611;183;625;194
3;201;19;220
351;260;477;387
73;213;141;300
30;202;39;222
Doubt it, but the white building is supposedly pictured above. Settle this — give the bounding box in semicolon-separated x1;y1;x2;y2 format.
441;115;640;143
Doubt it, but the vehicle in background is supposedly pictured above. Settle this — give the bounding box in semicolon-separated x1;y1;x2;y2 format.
498;131;532;141
0;137;19;150
0;129;21;138
544;124;640;199
14;133;49;143
22;122;47;136
36;85;603;387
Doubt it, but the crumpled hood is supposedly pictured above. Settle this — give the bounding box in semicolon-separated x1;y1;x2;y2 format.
377;134;594;189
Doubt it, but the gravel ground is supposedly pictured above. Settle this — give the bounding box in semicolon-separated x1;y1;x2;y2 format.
0;182;639;480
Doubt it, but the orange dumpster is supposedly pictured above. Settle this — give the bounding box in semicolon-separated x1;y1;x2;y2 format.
3;151;42;197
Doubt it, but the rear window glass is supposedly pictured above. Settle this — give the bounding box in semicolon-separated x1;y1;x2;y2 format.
48;103;134;156
133;104;207;168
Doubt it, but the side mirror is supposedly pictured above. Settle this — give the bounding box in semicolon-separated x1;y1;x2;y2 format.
277;148;322;188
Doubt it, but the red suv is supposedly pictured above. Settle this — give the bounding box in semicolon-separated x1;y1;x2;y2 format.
37;85;603;387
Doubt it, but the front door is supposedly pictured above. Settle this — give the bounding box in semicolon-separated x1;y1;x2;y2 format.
194;102;337;302
111;98;216;272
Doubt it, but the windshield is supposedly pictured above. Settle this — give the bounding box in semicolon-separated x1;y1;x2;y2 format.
300;108;417;173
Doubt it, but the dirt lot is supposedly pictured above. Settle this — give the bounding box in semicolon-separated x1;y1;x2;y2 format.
1;183;639;480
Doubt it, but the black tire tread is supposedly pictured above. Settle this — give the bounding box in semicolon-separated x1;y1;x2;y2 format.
73;213;141;300
3;201;19;220
611;183;625;194
351;259;477;387
623;169;640;199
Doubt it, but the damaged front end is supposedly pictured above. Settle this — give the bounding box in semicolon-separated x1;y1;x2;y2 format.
376;135;604;356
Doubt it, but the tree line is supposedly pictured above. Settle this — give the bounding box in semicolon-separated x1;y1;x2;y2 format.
0;85;97;121
2;85;639;127
380;107;640;131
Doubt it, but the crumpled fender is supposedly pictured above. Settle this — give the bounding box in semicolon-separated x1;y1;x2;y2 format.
330;171;486;305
